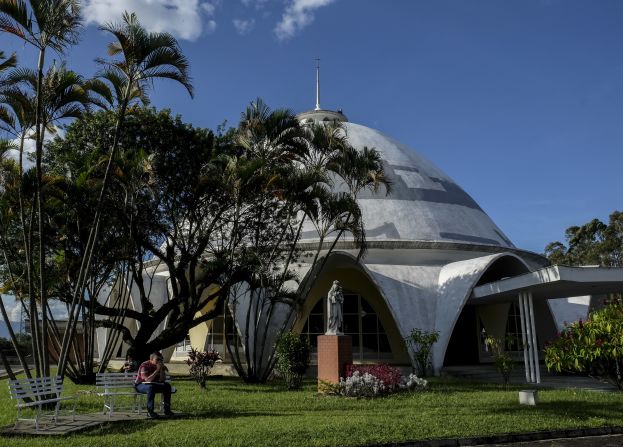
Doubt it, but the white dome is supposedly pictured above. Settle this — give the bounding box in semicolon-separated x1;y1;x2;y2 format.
300;118;514;249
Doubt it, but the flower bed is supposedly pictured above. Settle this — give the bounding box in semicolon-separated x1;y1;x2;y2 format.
325;363;427;397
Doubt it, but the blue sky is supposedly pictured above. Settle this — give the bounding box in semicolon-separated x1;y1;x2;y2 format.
2;0;622;253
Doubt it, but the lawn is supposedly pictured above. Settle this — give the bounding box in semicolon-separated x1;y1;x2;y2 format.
0;376;621;447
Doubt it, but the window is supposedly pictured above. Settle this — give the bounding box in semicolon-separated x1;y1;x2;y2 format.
206;302;239;362
301;292;392;362
505;302;523;352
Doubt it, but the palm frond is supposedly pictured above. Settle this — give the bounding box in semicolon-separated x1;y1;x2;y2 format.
0;51;17;74
0;0;32;42
97;10;193;105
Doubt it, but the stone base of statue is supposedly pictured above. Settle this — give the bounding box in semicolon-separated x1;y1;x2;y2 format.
317;334;352;392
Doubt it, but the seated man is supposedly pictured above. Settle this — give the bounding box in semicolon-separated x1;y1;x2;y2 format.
135;353;174;418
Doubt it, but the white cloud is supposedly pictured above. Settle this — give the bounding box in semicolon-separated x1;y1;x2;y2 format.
5;128;63;172
241;0;270;9
233;18;255;35
205;19;217;33
274;0;336;40
82;0;220;41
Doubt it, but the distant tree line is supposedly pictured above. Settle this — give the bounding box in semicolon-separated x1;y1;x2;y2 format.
544;211;623;267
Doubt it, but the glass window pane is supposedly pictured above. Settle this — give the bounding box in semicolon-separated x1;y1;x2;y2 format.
343;314;358;334
361;315;377;333
343;295;358;313
311;299;324;314
362;333;378;353
378;334;391;353
308;314;324;334
361;299;375;314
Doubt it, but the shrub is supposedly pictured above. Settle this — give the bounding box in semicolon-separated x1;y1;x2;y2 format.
404;328;439;377
400;373;428;391
545;299;623;390
186;348;221;389
339;371;385;397
346;363;402;392
327;363;427;398
484;336;515;385
274;332;311;390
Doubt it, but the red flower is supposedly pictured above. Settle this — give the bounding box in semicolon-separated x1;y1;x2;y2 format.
595;339;604;347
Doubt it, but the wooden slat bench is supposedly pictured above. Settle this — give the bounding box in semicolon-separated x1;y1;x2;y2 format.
8;376;75;430
96;372;176;417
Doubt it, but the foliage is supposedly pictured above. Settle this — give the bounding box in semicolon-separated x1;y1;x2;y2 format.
44;107;224;364
337;371;386;397
327;365;427;398
345;363;403;391
484;336;515;385
274;332;311;390
544;299;623;390
544;211;623;267
404;327;439;377
185;348;221;389
224;99;390;383
0;0;83;380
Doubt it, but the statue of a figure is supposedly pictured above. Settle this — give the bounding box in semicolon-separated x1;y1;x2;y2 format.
326;280;344;335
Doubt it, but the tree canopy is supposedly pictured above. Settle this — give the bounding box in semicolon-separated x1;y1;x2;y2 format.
544;211;623;267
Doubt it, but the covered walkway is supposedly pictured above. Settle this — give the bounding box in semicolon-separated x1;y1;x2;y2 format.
470;265;623;385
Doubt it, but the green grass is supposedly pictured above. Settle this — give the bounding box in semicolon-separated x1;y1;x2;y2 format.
0;376;622;447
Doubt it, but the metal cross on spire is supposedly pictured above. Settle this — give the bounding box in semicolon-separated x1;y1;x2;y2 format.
315;58;321;111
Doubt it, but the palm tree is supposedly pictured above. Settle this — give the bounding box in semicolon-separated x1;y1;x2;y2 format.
57;11;194;377
0;52;34;379
224;101;388;383
0;0;81;377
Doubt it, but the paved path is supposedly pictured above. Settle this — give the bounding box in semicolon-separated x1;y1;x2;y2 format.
486;434;623;446
442;365;617;392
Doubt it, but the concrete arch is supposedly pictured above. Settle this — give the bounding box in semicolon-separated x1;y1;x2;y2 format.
434;252;532;372
294;251;410;364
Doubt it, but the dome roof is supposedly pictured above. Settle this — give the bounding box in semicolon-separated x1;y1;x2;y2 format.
299;114;514;249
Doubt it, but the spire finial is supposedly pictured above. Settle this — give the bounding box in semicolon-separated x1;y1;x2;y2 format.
315;58;320;111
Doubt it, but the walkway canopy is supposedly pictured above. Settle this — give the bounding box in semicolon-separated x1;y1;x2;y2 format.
471;265;623;303
469;265;623;385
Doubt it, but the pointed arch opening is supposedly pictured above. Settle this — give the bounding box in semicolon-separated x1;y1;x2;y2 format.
293;252;409;365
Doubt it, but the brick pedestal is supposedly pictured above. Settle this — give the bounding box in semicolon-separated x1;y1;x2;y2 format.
317;335;352;391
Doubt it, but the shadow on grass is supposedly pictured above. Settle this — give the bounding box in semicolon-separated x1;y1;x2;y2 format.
218;385;290;394
479;399;623;421
66;409;297;438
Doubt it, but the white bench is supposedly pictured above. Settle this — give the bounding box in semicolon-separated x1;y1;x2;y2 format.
96;372;143;417
8;376;75;430
96;372;176;417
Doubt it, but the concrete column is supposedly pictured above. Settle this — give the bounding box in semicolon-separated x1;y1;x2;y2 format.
518;292;530;383
527;292;541;384
521;292;536;383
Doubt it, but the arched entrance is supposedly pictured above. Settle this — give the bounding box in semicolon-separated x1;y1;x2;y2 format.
300;291;393;362
443;255;558;367
293;253;409;365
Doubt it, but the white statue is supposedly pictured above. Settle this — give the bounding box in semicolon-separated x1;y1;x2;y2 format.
326;280;344;335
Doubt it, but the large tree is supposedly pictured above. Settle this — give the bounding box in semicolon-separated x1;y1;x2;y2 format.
56;10;194;378
544;211;623;267
45;108;239;365
0;0;82;376
224;100;390;383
